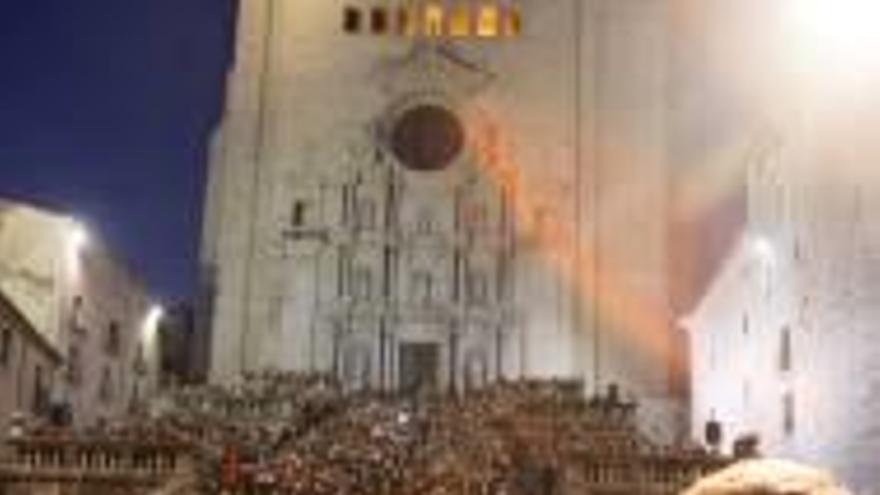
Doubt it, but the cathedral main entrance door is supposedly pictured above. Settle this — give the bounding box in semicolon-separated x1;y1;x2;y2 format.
399;343;439;394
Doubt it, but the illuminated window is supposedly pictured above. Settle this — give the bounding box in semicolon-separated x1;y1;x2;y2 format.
476;4;500;38
424;3;445;37
343;7;362;33
449;4;471;37
504;5;522;36
396;6;416;35
371;7;389;34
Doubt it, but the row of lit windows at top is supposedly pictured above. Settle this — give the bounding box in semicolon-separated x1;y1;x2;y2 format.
343;3;522;38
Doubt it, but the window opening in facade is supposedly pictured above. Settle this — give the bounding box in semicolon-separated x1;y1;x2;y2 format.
505;5;522;36
783;391;795;436
396;6;415;35
449;3;471;36
67;344;81;385
0;326;11;367
33;365;45;414
371;7;389;33
476;4;500;37
99;366;114;402
106;321;121;356
424;3;445;36
779;325;792;372
292;200;307;227
343;7;363;33
352;266;373;301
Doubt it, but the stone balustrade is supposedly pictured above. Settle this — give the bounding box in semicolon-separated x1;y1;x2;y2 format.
0;435;193;491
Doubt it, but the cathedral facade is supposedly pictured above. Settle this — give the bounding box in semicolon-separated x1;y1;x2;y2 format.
202;0;680;430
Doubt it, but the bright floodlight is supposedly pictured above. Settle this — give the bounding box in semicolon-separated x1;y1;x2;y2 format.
146;304;165;330
789;0;880;70
751;236;776;265
69;223;89;253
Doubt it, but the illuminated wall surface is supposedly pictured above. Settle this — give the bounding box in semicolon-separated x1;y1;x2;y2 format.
0;201;69;346
0;200;158;427
202;0;684;439
677;0;880;491
686;120;880;493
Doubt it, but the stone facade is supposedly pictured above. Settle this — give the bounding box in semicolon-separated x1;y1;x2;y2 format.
0;199;160;429
202;0;682;437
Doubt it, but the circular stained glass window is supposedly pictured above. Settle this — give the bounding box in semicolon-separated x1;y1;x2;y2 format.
391;104;464;171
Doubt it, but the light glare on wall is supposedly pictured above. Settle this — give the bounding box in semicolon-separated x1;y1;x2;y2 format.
66;221;89;280
751;236;776;266
788;0;880;71
69;223;89;254
143;304;165;345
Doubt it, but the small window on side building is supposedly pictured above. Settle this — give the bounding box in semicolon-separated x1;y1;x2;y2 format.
98;366;114;402
33;365;46;414
783;391;795;436
0;326;12;367
779;325;792;372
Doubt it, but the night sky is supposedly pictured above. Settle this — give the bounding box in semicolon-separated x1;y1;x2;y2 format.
0;1;236;300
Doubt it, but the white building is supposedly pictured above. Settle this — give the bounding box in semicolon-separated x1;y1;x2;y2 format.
0;199;161;428
684;119;880;491
202;0;686;438
676;0;880;490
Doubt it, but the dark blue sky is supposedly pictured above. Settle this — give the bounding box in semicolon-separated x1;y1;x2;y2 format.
0;1;236;299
